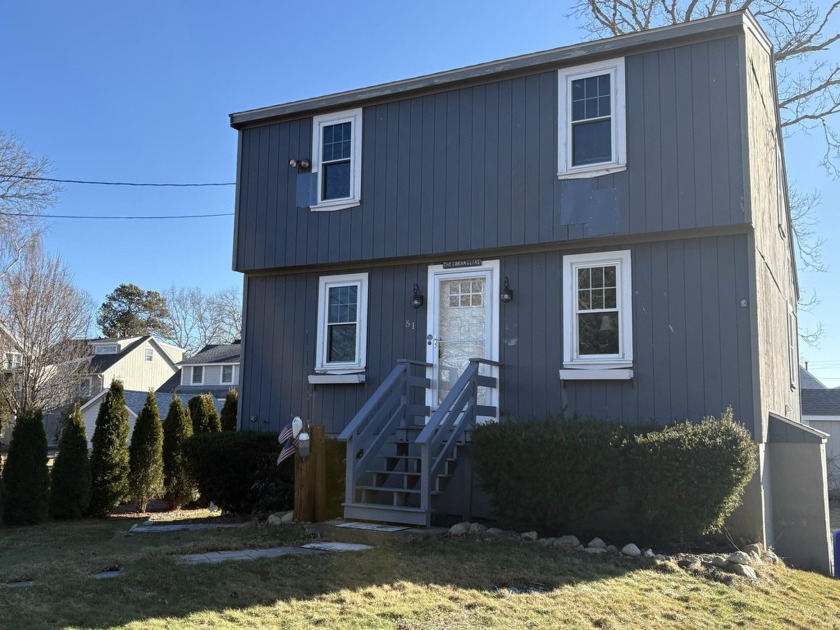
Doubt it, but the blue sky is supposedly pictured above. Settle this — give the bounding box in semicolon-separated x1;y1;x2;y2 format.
1;1;838;384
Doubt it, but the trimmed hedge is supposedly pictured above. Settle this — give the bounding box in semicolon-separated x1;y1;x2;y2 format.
473;410;756;543
473;415;627;532
183;431;293;514
623;408;756;542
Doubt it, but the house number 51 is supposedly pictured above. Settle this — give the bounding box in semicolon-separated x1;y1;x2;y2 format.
405;320;416;330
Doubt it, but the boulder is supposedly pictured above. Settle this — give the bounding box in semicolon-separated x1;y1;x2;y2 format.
448;522;471;536
677;555;701;569
555;535;581;549
520;531;538;542
762;550;781;565
730;563;758;579
654;554;668;561
582;547;607;554
587;537;607;549
537;537;557;547
711;555;728;568
469;523;488;535
743;543;764;556
621;543;641;557
606;545;619;553
727;551;752;566
267;511;293;526
485;527;506;536
643;549;655;559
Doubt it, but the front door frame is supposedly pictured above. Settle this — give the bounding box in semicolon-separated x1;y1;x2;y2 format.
425;259;500;420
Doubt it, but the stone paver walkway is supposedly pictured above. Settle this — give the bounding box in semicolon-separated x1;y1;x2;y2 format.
178;541;374;565
129;522;248;534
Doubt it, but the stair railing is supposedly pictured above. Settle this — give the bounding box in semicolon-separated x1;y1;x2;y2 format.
337;359;431;508
416;357;500;524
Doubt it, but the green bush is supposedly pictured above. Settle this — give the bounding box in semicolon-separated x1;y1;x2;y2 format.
88;380;131;517
128;392;164;512
3;409;50;525
473;415;626;533
162;395;197;510
49;403;91;520
622;408;756;542
188;394;221;433
220;389;238;431
183;431;293;514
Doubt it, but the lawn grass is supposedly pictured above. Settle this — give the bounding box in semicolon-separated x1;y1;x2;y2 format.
0;517;838;629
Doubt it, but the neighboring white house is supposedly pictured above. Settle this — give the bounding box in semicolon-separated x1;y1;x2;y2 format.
79;390;190;448
156;342;240;407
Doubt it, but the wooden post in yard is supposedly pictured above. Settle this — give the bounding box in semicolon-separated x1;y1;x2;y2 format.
294;424;326;523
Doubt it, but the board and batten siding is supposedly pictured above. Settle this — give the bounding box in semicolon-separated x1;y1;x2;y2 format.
803;418;840;490
100;339;178;394
180;364;240;388
80;398;137;448
239;234;754;436
234;36;745;273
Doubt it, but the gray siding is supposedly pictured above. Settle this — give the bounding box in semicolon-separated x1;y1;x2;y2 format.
239;234;754;436
234;37;745;272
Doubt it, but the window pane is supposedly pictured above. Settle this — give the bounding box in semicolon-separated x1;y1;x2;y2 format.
573;119;612;166
192;366;203;383
323;160;351;200
222;365;233;381
578;312;620;355
578;267;590;288
605;266;616;287
592;266;604;288
599;95;611;117
605;288;617;309
578;289;590;310
322;122;351;161
328;324;357;362
598;74;610;95
328;285;358;323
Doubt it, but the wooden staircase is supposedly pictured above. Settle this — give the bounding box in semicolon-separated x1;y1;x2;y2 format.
338;358;499;527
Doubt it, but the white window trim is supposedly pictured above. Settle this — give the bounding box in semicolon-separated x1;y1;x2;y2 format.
144;348;154;362
776;144;788;239
787;306;797;390
314;272;368;374
310;108;363;212
562;250;633;370
191;365;204;385
558;58;626;179
220;364;235;385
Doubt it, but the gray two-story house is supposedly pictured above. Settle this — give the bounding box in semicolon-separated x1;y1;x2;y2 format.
230;12;832;572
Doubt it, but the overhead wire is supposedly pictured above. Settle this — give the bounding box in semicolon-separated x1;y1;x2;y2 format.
1;174;235;187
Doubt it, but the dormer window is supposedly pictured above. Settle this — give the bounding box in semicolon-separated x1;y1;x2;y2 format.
311;109;363;211
145;348;154;362
191;366;204;385
221;364;234;384
95;344;118;354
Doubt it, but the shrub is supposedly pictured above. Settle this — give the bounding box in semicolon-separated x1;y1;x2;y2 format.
128;392;164;512
220;389;238;431
49;404;91;520
473;415;626;533
183;431;293;514
622;408;756;542
162;395;197;510
88;380;131;517
3;409;49;525
188;394;221;433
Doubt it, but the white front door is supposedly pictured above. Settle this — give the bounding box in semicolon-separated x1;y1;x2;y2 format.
426;260;500;419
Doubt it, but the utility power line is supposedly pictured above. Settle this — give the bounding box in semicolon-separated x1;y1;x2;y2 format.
0;211;233;221
1;174;235;187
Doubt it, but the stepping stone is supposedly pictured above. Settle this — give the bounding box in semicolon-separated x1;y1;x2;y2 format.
130;522;248;534
335;522;409;533
178;547;322;565
7;580;33;588
91;570;121;579
301;542;374;552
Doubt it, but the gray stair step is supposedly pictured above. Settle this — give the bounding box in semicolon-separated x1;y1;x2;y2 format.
343;503;428;526
356;485;441;496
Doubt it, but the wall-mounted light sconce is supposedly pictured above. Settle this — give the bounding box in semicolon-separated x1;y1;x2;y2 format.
500;276;514;303
411;283;425;309
288;158;311;170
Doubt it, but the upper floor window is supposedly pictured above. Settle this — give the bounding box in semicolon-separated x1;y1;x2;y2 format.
191;365;204;385
315;273;369;373
4;352;22;370
221;364;234;384
144;348;154;362
95;344;118;354
558;58;626;179
311;109;363;211
563;250;633;369
79;377;91;397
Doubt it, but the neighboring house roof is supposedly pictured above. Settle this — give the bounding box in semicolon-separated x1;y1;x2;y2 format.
85;336;181;374
799;366;827;390
801;389;840;417
156;370;232;402
80;389;225;420
180;343;241;366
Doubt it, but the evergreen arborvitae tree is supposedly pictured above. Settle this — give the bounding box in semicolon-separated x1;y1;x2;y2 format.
189;394;221;433
49;403;92;519
88;380;130;517
2;408;49;525
220;389;238;432
162;395;196;510
128;391;164;512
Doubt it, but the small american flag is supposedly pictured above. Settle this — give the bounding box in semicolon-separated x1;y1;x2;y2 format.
277;420;294;445
277;439;296;465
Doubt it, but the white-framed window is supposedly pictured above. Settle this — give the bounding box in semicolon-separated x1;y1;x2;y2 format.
95;344;118;354
191;365;204;385
79;378;91;397
563;250;633;369
221;364;234;384
787;307;797;390
311;108;363;211
315;273;369;373
4;351;22;370
558;58;626;179
776;145;787;238
144;348;154;362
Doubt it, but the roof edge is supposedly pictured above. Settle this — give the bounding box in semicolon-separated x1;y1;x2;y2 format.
230;11;748;128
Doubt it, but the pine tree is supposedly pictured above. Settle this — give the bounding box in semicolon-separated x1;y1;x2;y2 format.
162;395;196;510
128;391;164;512
220;389;238;431
49;403;92;519
189;394;221;433
2;408;49;525
88;380;130;517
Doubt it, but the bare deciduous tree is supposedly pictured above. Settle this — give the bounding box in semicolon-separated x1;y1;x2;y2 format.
0;244;93;432
162;285;241;356
0;130;59;277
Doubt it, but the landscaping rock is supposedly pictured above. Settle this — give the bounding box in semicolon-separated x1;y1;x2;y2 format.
677;555;701;569
448;522;471;536
606;545;619;553
537;537;557;547
727;551;752;566
582;547;607;554
587;537;607;549
621;543;641;557
730;563;758;579
520;531;538;542
555;535;580;549
762;550;781;565
743;543;764;556
485;527;507;536
711;555;728;568
268;511;294;526
281;511;294;524
643;549;655;559
654;554;668;561
469;523;488;535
